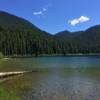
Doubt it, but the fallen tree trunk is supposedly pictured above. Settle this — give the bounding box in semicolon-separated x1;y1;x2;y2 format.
0;71;32;78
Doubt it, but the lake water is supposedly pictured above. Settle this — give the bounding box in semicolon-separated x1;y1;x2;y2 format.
0;56;100;100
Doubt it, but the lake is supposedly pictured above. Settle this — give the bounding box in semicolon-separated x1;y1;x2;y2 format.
0;56;100;100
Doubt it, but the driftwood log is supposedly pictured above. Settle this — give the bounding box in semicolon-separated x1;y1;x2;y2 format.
0;71;32;78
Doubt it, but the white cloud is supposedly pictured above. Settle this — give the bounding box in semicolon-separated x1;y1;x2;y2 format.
68;16;90;26
33;3;52;16
43;8;47;11
33;11;43;15
33;8;47;16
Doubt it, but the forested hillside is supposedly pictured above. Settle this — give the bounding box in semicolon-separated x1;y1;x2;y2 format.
0;11;70;56
0;11;100;56
56;25;100;54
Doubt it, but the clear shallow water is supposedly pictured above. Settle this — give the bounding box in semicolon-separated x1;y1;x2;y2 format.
1;56;100;71
0;56;100;100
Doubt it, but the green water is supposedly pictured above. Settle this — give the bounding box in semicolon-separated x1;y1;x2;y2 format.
0;56;100;100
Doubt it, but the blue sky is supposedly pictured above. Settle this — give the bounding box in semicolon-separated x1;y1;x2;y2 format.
0;0;100;34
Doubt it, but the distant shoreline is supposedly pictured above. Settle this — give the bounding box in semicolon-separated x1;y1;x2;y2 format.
3;53;100;58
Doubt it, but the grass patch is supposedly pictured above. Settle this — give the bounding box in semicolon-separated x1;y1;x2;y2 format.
0;86;21;100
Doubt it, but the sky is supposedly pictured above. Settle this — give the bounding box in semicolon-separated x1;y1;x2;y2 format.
0;0;100;34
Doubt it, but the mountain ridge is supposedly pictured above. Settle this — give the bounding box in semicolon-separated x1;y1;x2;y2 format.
0;11;100;56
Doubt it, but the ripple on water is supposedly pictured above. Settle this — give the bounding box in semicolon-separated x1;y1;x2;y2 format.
22;72;100;100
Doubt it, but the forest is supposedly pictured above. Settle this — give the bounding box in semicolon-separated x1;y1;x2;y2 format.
0;11;100;56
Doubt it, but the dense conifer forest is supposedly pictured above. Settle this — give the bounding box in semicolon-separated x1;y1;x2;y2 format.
0;11;100;56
